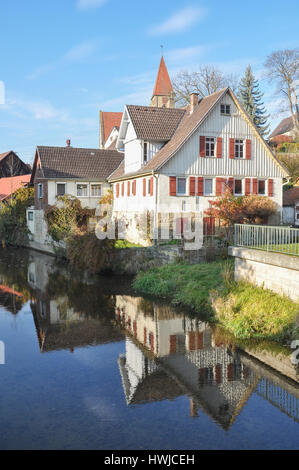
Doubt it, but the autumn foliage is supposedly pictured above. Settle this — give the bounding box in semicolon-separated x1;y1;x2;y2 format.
205;190;277;227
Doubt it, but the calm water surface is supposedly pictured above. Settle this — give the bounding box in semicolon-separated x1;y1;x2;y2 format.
0;249;298;450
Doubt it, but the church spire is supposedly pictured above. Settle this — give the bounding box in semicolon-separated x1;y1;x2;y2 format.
151;56;175;108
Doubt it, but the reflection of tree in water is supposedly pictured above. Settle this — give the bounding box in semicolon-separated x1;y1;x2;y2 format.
0;248;33;314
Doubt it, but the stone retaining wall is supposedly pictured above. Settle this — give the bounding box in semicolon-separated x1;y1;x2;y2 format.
229;246;299;301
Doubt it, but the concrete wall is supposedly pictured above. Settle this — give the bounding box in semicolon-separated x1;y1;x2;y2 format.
229;246;299;301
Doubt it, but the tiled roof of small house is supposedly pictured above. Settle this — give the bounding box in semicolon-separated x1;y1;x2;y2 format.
35;146;123;181
0;151;12;161
102;112;123;142
0;174;31;201
269;116;295;139
283;186;299;206
126;105;185;141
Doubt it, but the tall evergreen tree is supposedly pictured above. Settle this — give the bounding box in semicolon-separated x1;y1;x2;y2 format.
238;65;270;136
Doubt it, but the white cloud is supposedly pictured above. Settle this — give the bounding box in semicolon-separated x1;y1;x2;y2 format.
27;39;100;80
77;0;107;10
167;45;209;64
148;6;206;36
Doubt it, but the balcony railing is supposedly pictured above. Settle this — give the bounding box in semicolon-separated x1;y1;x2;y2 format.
234;224;299;256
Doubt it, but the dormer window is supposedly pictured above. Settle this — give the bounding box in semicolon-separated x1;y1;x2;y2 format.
221;104;231;116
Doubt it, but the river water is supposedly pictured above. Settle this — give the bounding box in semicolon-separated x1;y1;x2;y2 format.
0;248;298;450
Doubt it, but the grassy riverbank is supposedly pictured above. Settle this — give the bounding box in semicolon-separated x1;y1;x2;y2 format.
133;260;299;341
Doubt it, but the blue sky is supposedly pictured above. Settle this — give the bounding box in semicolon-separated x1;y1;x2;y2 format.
0;0;298;163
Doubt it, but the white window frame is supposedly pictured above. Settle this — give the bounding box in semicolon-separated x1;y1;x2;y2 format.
220;104;231;116
205;137;215;157
76;183;89;198
38;183;43;199
56;182;66;197
234;179;243;196
204;178;214;196
235;139;244;159
177;177;187;196
90;183;102;198
258;179;266;196
27;211;34;221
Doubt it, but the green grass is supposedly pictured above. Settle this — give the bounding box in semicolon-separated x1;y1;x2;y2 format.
133;260;299;341
133;260;229;314
114;240;143;249
249;243;299;256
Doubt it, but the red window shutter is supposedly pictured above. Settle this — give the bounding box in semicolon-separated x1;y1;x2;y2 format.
133;180;136;196
196;332;204;350
150;177;154;196
121;182;124;197
197;177;204;196
170;335;177;354
116;183;119;198
143;178;146;197
216;137;222;158
228;177;234;194
245;178;251;196
133;321;137;338
169;176;176;196
150;333;154;352
204;217;215;236
215;365;222;385
246;139;252;160
189;332;196;351
189;177;196;196
144;327;147;345
200;136;206;158
216;178;224;196
252;178;258;195
127;181;130;197
268;179;274;197
229;138;235;159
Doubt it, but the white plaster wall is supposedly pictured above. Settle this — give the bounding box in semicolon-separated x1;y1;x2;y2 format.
47;180;111;209
113;177;156;213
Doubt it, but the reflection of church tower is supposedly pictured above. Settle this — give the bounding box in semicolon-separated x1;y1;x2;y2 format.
150;56;175;109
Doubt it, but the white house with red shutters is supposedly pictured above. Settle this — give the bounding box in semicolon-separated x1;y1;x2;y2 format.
108;57;288;245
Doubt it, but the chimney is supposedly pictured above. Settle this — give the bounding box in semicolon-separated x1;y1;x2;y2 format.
66;139;71;147
190;93;199;114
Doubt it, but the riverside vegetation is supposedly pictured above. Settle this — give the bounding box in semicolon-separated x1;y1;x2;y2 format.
133;260;299;343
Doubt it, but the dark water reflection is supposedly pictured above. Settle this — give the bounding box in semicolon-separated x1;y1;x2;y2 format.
0;248;298;450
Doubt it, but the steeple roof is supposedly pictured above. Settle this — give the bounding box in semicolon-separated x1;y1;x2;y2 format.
152;56;173;98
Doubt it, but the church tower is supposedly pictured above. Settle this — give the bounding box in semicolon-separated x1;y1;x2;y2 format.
150;56;175;108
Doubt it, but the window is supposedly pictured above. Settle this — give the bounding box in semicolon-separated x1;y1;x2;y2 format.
77;184;88;197
177;178;187;195
221;104;231;115
206;138;215;157
56;183;66;196
204;179;213;196
147;179;151;195
258;180;266;195
91;184;102;197
235;139;244;159
38;183;43;199
143;142;148;164
234;179;243;195
28;211;34;221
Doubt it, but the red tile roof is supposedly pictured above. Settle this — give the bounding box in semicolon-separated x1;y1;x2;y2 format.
0;151;12;161
152;56;173;98
0;175;31;201
102;112;123;142
269;135;293;144
283;186;299;206
269;116;295;139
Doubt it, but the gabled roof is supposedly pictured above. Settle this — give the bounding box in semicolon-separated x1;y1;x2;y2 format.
126;105;185;141
152;56;173;98
110;87;289;181
283;186;299;206
0;151;12;161
269;116;295;139
0;175;31;201
101;112;123;143
32;146;123;182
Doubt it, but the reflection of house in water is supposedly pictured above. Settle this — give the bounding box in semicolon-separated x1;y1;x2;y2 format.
116;296;299;429
0;283;25;315
28;251;123;353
